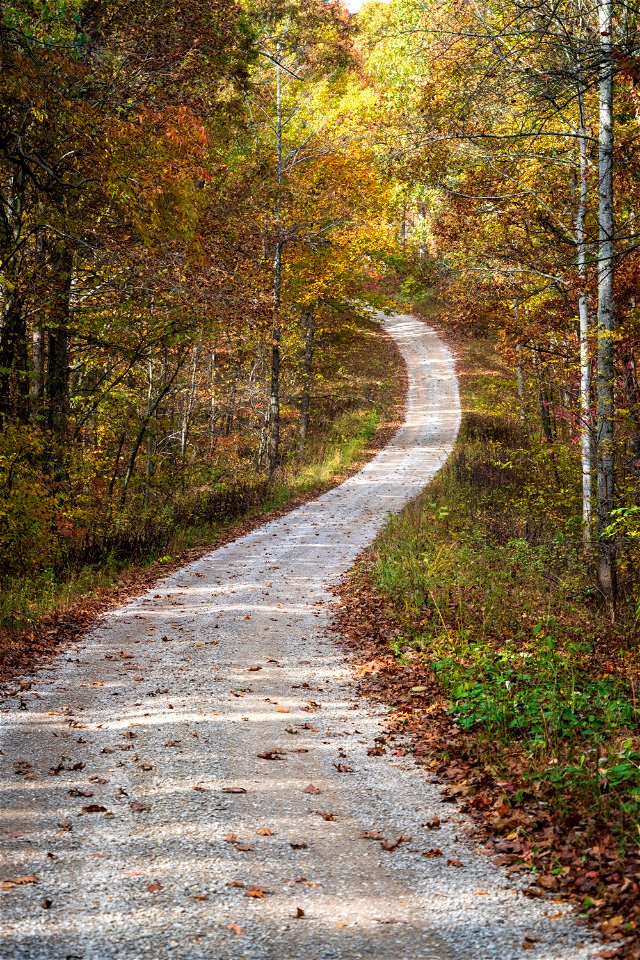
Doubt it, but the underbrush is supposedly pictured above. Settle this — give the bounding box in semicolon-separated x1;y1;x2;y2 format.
370;337;640;847
0;308;402;670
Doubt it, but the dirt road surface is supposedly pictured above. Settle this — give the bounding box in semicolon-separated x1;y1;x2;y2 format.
0;314;595;960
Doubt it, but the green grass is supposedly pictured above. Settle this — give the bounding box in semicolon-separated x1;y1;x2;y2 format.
368;335;640;843
0;408;383;639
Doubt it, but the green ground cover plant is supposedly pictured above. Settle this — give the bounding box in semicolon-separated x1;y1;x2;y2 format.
370;333;640;845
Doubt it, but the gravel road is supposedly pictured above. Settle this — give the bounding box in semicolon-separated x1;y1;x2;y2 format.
1;313;596;960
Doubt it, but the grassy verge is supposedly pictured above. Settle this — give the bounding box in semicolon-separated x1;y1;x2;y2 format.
0;318;405;681
336;322;640;955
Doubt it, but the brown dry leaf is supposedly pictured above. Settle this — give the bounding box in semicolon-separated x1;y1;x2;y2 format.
423;848;443;858
193;785;207;792
248;666;262;672
228;880;245;888
191;894;209;901
257;751;286;761
129;801;150;813
146;882;162;893
363;830;383;841
245;885;267;898
256;827;274;836
303;784;321;795
290;907;305;919
333;763;354;773
423;817;441;830
446;858;464;868
536;874;560;891
235;844;254;852
222;786;247;794
80;804;108;815
223;833;240;843
0;875;39;888
315;811;336;821
290;841;308;849
227;923;244;935
381;835;410;851
275;707;290;714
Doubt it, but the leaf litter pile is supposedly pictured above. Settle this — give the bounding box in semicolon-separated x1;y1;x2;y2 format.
333;559;640;960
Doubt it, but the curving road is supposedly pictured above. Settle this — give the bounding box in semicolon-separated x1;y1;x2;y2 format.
1;314;595;960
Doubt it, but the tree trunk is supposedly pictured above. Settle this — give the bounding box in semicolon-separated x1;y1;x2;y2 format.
0;168;28;425
576;76;594;549
31;324;45;421
46;239;73;438
298;306;315;457
595;0;617;610
267;49;284;477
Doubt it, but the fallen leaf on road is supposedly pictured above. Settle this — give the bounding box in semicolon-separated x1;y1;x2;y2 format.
80;805;108;815
363;831;383;841
146;882;162;892
248;666;262;672
245;885;267;898
68;788;93;798
290;907;305;918
303;784;321;795
256;827;274;836
446;858;464;868
222;787;247;794
275;707;290;714
191;894;209;901
0;875;39;888
129;801;150;813
333;764;354;773
381;835;410;851
257;751;286;760
290;841;308;849
423;817;441;830
227;923;244;935
423;849;443;858
315;811;336;821
40;898;52;909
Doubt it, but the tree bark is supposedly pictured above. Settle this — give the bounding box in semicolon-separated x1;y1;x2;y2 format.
0;168;28;425
267;47;284;477
576;75;594;549
595;0;617;609
46;239;73;438
298;306;315;457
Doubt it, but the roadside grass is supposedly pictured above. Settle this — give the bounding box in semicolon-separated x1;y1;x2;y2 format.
368;332;640;847
0;318;403;678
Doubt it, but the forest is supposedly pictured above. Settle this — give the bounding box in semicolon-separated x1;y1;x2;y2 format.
3;0;640;957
